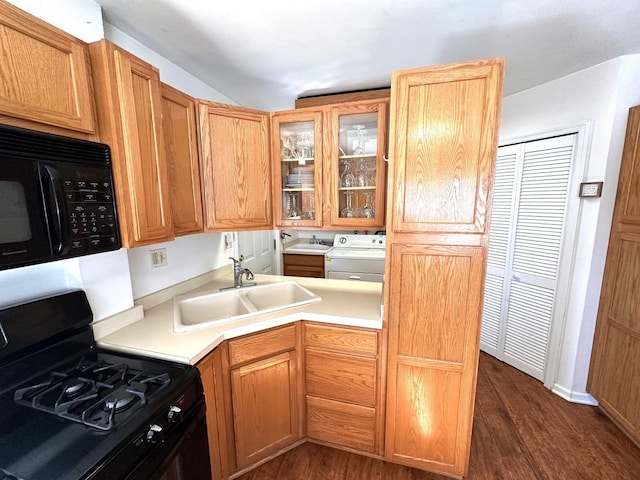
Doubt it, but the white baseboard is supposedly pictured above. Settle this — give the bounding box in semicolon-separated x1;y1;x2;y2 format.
552;384;599;406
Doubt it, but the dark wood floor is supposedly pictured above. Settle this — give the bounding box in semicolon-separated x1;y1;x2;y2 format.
236;353;640;480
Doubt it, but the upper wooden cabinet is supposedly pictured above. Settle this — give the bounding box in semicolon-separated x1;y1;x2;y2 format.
390;61;503;234
0;1;95;134
588;105;640;445
271;109;323;228
272;99;387;230
384;58;504;477
199;101;272;231
160;83;204;236
89;40;174;247
324;100;387;229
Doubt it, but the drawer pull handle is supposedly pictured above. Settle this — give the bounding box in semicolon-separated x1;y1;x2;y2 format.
349;275;361;280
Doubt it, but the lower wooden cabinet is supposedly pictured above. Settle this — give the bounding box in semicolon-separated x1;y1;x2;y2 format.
283;253;325;278
304;322;384;455
197;321;384;479
231;351;300;468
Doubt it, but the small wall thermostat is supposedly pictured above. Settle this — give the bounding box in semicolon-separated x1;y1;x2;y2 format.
579;182;603;198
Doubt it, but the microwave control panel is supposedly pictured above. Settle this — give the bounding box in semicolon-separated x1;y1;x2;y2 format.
59;167;120;254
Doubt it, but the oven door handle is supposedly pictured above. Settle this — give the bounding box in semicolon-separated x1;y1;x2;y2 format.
41;165;70;256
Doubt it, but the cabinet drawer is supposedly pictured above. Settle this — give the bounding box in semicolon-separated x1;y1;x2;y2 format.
306;395;375;453
305;350;376;406
305;323;377;356
228;324;297;366
283;253;325;267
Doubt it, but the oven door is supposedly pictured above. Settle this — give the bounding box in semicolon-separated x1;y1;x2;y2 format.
124;399;212;480
0;157;53;268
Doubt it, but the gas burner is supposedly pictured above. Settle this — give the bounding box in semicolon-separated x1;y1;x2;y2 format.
63;379;88;396
105;394;136;412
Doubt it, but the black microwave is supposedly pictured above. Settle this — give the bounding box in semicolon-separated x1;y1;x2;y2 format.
0;124;121;271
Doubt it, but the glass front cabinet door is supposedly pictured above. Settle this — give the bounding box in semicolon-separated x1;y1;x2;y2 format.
272;110;323;228
325;100;387;228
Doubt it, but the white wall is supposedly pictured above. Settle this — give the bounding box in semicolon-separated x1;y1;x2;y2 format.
499;55;640;402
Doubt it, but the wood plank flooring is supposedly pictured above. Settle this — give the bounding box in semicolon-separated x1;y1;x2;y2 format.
236;353;640;479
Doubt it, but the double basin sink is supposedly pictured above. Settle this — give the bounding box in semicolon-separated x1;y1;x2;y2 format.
173;281;321;332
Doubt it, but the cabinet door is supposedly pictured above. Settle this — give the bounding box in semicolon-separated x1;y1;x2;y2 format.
385;58;504;477
231;351;300;468
272;109;323;228
385;244;485;475
389;61;503;234
325;100;387;228
199;102;272;230
90;40;173;247
161;83;204;236
0;1;95;133
588;105;640;444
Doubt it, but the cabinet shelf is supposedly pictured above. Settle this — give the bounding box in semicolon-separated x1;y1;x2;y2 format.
283;187;315;192
339;154;377;160
281;157;315;163
338;186;376;191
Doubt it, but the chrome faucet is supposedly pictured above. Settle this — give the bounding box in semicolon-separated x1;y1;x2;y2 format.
311;235;319;245
228;256;255;289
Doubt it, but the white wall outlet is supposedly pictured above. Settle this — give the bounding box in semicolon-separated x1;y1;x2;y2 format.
150;248;168;268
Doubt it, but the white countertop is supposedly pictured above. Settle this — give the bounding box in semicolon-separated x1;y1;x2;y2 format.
95;274;383;366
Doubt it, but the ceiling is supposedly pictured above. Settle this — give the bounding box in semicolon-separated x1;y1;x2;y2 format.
93;0;640;111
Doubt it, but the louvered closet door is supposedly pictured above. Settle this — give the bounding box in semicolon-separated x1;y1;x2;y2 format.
481;134;576;380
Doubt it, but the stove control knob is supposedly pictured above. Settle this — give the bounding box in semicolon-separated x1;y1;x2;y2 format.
167;405;184;424
339;236;347;244
145;424;164;444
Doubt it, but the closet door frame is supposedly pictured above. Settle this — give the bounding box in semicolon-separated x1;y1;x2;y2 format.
495;122;590;390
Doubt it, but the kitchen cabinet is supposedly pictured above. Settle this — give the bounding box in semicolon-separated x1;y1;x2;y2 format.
199;101;272;231
384;58;504;476
324;100;388;229
304;323;384;455
0;1;96;136
271;109;323;227
272;99;387;230
89;40;174;247
227;324;304;469
160;83;204;236
588;105;640;446
282;253;325;278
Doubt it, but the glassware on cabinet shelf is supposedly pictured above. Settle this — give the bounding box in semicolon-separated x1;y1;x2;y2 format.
352;125;367;155
285;192;301;219
363;191;375;218
340;160;356;188
341;190;355;218
356;158;369;187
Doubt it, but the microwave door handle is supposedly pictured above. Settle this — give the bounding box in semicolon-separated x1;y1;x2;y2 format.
42;165;71;256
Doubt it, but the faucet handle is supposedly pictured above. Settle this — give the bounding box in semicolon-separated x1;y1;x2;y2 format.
229;256;240;267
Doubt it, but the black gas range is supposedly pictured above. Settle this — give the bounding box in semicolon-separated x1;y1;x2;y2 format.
0;290;212;480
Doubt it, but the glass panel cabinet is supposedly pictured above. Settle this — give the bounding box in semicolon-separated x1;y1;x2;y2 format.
326;101;387;228
272;100;387;229
272;111;323;227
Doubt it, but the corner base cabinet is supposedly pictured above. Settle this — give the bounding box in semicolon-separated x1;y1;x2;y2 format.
384;58;504;476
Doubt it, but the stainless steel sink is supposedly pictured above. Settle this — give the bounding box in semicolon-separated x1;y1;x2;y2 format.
173;281;321;332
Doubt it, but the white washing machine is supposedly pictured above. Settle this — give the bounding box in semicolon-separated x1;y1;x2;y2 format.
324;234;386;282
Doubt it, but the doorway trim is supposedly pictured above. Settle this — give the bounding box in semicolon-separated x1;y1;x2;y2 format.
498;121;593;399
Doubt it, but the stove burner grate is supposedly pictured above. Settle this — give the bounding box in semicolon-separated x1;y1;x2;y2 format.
14;357;171;431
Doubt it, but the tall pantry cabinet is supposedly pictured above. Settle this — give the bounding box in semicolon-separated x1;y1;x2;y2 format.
588;105;640;446
384;58;504;476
